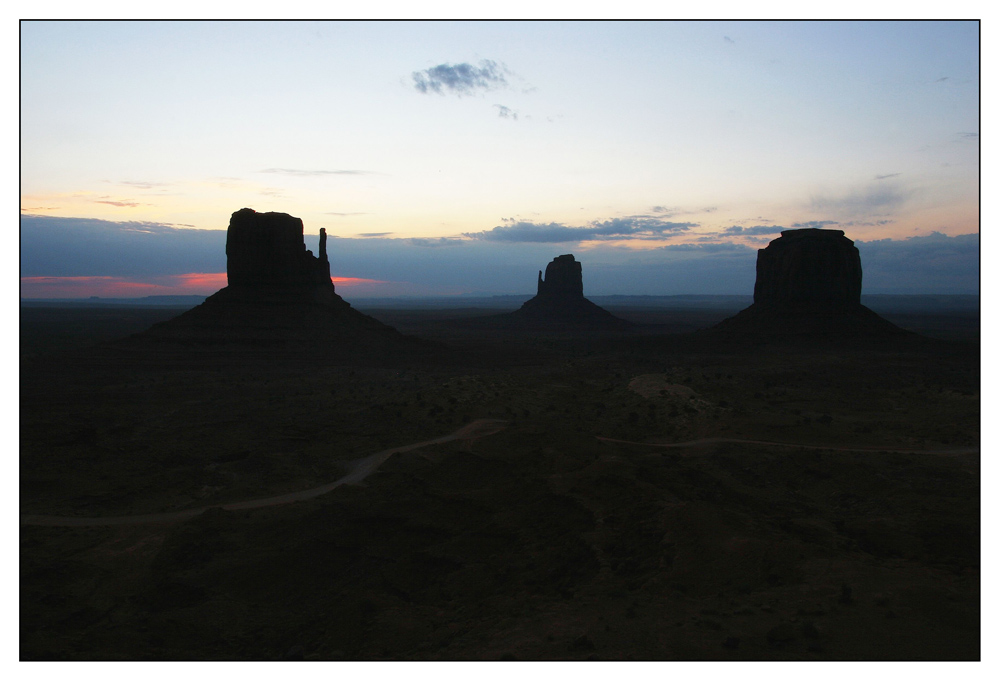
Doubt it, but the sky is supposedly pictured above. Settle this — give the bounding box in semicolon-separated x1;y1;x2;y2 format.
19;19;980;298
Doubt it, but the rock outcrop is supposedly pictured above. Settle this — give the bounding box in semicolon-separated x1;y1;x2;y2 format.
753;228;862;309
510;254;628;327
711;229;906;341
536;254;584;300
131;208;418;355
226;208;331;287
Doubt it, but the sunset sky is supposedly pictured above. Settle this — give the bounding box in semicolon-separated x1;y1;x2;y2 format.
20;20;980;298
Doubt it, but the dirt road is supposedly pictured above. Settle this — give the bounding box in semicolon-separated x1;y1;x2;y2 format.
21;418;508;528
597;435;979;456
23;420;975;528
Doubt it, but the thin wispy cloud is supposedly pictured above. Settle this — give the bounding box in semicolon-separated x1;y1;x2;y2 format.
107;180;171;189
412;60;509;96
259;168;372;176
407;237;465;248
957;132;979;139
465;217;696;243
656;242;748;253
792;220;840;229
874;173;900;180
209;177;245;187
494;104;519;120
94;198;144;208
841;219;896;227
356;232;393;238
326;212;368;217
808;183;912;216
723;225;785;236
649;205;716;218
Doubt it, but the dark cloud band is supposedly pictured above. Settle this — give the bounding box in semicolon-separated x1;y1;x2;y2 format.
464;217;696;243
19;215;978;296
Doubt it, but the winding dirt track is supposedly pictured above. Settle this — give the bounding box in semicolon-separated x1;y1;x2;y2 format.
596;435;979;456
22;420;976;528
20;418;508;528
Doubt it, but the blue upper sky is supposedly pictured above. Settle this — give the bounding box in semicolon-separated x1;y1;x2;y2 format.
19;20;979;298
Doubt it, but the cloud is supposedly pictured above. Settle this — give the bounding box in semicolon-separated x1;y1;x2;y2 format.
874;173;900;180
724;36;735;44
19;273;228;298
656;242;751;253
20;214;979;298
321;236;756;296
356;232;393;238
331;277;390;286
957;132;979;139
809;183;912;216
840;219;895;228
494;104;518;120
935;76;949;83
465;217;696;243
17;273;397;299
723;225;785;236
325;212;368;217
412;60;508;96
113;180;170;189
407;237;465;248
259;168;371;176
95;198;144;207
791;220;840;229
648;205;717;218
857;232;979;294
20;214;227;277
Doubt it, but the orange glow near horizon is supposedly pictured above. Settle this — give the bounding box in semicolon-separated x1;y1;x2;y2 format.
331;277;389;286
20;273;394;299
20;274;226;298
172;272;228;289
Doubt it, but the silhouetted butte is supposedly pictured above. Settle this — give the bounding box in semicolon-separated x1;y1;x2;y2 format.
710;228;906;340
131;208;413;352
507;254;628;328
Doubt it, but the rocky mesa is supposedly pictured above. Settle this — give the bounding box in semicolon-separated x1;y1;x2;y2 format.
128;208;414;353
710;228;907;340
508;254;629;328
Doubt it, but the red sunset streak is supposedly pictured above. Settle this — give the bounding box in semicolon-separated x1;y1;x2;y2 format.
20;274;388;298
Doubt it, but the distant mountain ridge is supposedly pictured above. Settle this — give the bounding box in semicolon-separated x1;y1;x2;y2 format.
21;293;978;315
21;295;210;307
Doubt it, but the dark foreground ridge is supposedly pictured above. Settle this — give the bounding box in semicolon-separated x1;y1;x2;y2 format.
507;254;629;328
708;229;909;342
123;208;420;354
